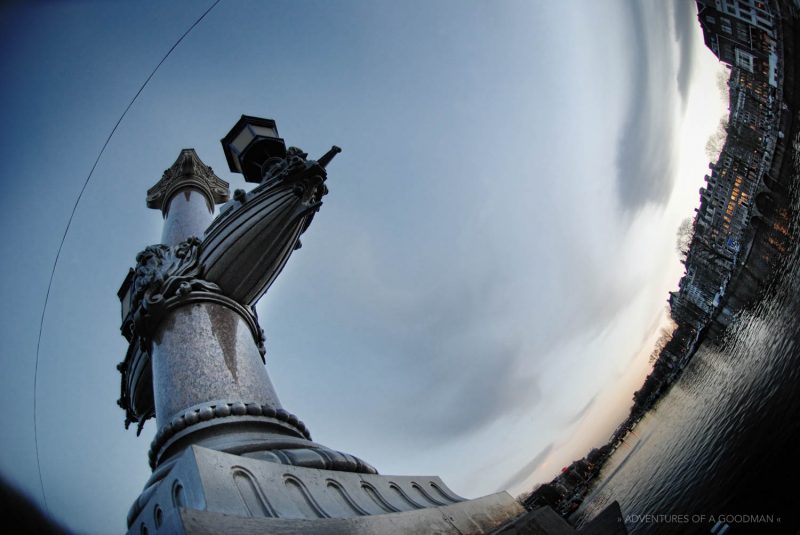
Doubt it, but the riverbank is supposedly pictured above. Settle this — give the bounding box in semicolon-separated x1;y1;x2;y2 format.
664;0;800;381
515;3;800;529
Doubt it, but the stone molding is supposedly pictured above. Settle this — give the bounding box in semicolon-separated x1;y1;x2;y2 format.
149;400;311;468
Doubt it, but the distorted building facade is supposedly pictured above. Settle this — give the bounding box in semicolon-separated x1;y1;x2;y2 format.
669;0;783;329
696;0;778;86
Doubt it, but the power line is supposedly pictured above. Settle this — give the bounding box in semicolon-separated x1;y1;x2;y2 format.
32;0;222;512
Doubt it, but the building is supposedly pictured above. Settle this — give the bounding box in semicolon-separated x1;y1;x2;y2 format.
696;0;778;86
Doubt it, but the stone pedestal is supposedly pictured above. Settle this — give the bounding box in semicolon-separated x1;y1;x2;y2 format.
127;446;524;535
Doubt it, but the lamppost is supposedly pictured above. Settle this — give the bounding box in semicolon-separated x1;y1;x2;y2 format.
116;115;522;534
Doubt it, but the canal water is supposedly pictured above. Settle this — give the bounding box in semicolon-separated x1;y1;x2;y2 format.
571;143;800;534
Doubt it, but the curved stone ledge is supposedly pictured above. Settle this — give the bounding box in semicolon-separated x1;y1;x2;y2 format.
129;446;471;531
127;446;519;535
240;446;377;475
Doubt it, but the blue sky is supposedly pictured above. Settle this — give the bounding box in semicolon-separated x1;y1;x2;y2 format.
0;1;727;533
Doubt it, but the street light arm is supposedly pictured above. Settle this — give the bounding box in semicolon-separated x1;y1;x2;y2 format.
317;145;342;169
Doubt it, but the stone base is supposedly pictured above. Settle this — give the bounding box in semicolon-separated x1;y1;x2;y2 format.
128;445;523;534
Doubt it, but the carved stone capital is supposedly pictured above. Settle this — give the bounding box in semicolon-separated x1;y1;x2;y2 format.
146;148;230;212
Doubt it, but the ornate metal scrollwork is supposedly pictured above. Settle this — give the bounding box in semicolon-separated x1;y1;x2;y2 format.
117;237;266;432
127;237;220;340
256;146;330;207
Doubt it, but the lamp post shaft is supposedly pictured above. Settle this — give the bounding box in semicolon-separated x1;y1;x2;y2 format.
161;189;213;246
140;149;291;459
153;183;252;430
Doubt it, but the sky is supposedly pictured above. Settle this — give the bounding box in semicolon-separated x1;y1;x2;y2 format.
0;1;728;533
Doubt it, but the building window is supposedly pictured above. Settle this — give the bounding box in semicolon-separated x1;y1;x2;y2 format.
735;48;754;72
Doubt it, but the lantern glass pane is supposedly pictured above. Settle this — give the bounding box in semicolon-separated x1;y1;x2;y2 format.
250;124;277;138
231;128;253;154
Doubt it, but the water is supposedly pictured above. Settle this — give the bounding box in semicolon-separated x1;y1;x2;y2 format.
572;142;800;534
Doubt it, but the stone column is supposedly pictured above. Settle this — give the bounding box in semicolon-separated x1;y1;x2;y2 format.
142;150;285;454
160;189;213;246
149;301;283;429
